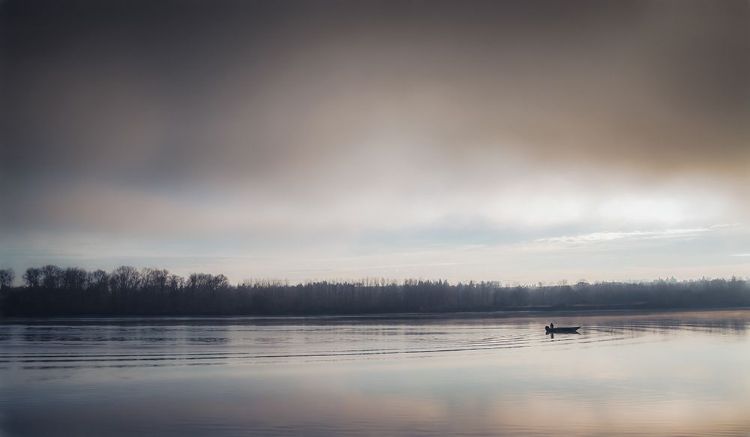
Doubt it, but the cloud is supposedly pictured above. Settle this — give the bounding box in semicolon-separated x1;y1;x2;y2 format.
534;228;712;245
1;1;748;281
3;1;748;191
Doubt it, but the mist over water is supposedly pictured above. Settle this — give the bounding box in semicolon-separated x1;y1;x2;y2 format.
2;310;749;436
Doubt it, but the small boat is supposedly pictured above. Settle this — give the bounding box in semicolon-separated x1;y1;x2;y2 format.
545;325;580;334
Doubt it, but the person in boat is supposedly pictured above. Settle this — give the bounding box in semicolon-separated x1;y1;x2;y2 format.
550;323;554;330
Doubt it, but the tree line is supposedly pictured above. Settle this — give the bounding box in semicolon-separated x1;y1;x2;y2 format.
0;266;748;317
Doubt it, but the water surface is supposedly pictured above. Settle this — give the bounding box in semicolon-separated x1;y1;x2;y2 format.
2;310;749;436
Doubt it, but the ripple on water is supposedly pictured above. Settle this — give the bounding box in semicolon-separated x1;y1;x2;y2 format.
2;312;747;369
2;311;750;437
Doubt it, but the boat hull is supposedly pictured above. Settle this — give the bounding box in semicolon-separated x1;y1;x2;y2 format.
545;326;580;333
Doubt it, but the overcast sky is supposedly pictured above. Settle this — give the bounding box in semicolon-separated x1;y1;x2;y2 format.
2;0;749;284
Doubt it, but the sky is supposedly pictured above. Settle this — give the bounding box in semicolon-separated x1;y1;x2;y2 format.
1;0;749;284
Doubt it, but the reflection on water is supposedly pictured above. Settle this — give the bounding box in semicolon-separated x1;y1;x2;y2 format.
1;310;749;436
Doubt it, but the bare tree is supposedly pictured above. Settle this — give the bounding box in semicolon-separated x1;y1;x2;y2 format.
40;265;62;290
88;269;110;291
0;268;14;289
167;274;184;290
110;266;141;292
142;268;169;292
62;267;88;290
23;267;42;288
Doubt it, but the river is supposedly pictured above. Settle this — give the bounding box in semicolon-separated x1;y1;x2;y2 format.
2;310;749;436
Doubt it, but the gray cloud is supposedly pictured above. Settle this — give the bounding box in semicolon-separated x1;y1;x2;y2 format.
2;0;749;235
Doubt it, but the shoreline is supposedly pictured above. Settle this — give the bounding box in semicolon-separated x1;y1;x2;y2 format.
3;306;750;324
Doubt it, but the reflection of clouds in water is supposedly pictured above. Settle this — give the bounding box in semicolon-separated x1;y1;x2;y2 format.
2;311;750;436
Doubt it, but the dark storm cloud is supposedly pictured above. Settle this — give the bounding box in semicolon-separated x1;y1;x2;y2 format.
2;0;749;233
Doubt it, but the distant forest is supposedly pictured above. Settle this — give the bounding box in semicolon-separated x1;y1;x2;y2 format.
0;266;749;317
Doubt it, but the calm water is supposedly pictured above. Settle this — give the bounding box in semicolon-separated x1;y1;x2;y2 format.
1;310;749;436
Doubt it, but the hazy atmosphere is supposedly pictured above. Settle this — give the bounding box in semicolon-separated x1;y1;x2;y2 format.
3;4;750;437
2;0;749;283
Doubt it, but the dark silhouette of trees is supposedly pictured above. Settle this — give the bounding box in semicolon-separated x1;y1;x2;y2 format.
0;269;14;290
39;264;62;289
61;267;88;290
89;269;110;290
0;265;748;317
22;267;42;288
110;266;140;292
